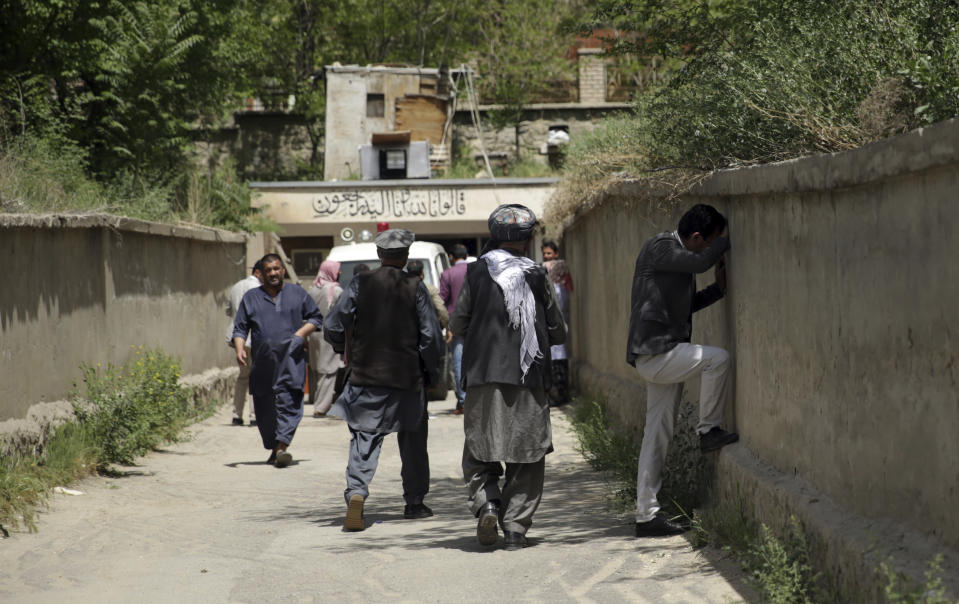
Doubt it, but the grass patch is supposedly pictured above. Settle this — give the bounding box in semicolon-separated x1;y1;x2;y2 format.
0;134;272;232
0;348;214;534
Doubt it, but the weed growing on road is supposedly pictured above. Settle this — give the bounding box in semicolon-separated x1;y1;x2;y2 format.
1;349;209;533
881;554;952;604
693;505;821;603
569;398;640;509
72;348;194;467
0;422;98;532
568;396;712;515
568;396;825;602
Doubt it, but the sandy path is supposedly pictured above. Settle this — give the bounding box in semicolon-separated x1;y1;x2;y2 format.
0;394;752;603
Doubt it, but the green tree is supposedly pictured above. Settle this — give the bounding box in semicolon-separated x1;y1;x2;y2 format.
0;0;256;181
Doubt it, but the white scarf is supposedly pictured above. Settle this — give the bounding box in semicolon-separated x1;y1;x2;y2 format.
482;248;540;380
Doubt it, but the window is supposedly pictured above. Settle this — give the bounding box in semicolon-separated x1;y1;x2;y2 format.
366;93;385;117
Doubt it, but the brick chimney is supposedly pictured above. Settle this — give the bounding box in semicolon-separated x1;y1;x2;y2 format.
577;47;606;104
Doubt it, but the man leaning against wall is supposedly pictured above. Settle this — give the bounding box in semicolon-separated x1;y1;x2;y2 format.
627;203;739;537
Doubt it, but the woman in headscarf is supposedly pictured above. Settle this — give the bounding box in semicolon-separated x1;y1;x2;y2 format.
543;259;571;406
307;260;345;416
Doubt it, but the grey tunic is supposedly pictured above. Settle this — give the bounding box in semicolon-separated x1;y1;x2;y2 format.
307;283;345;375
451;275;566;463
330;382;424;433
463;383;553;463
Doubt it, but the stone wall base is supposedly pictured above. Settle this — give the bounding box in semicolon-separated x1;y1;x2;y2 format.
0;367;238;460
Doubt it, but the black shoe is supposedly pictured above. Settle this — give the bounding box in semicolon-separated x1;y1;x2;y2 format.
266;451;277;464
232;417;244;425
476;501;500;546
699;427;739;452
274;450;293;468
503;530;527;550
403;503;434;519
249;419;257;427
635;514;688;537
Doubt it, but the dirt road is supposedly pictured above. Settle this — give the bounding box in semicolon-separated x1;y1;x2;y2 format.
1;394;752;603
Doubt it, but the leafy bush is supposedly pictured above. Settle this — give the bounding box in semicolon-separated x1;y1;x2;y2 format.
1;349;210;533
881;554;951;604
549;0;959;231
72;347;193;466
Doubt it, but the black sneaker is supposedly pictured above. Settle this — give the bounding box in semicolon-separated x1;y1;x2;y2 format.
232;417;244;425
635;514;688;537
403;503;434;519
699;427;739;452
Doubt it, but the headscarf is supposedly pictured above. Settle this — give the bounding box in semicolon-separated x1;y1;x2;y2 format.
483;248;540;381
483;203;541;380
543;259;573;292
312;260;341;307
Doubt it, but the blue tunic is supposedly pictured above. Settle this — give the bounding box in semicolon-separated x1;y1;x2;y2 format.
233;283;322;396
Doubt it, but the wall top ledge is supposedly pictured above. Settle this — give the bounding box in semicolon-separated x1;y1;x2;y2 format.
0;213;247;244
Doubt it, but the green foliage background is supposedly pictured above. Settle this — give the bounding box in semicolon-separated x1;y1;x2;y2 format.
0;0;588;227
3;0;957;229
547;0;959;230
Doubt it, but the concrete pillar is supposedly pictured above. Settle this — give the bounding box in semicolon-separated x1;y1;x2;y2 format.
577;48;606;104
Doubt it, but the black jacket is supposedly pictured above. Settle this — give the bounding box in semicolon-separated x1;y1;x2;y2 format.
626;232;729;364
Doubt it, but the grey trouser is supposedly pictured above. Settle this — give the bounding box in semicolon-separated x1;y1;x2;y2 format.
463;448;545;535
311;372;337;414
252;389;303;450
344;410;430;506
633;343;729;522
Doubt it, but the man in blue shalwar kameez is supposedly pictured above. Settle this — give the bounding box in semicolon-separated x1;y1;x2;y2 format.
233;254;322;468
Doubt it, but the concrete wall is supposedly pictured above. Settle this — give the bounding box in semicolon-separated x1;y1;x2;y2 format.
0;215;247;423
561;119;959;596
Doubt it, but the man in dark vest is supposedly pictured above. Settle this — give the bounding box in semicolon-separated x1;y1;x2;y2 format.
450;204;567;550
323;228;443;531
